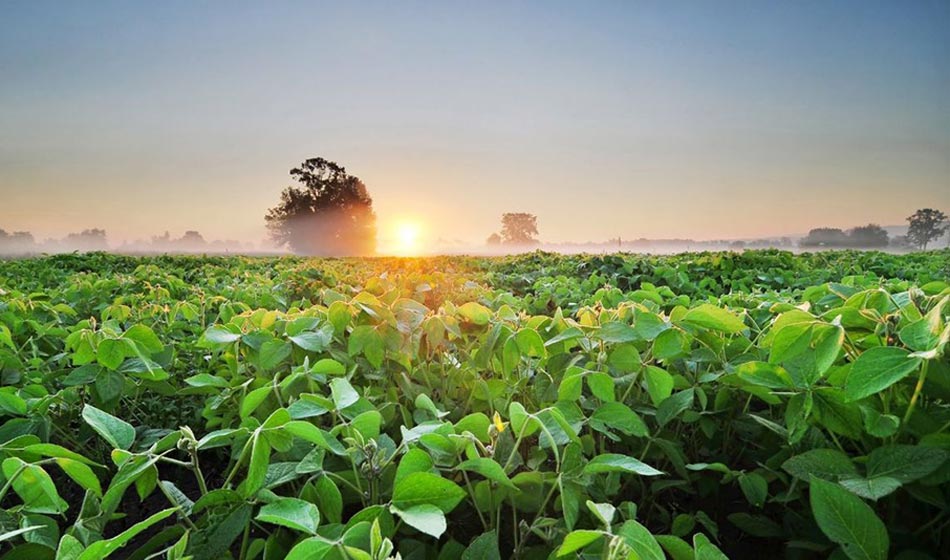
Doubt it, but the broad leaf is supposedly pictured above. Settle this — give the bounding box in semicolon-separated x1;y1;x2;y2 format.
809;476;889;560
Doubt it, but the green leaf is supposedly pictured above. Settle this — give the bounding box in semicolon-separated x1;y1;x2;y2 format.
455;413;491;442
458;302;491;326
395;448;434;485
185;373;230;388
653;329;688;361
656;388;694;427
461;530;500;560
693;533;729;560
258;340;291;371
240;386;272;419
514;328;547;358
738;472;768;508
77;507;178;559
1;458;66;514
456;458;518;490
122;324;163;354
327;301;352;334
21;443;99;466
644;366;674;405
56;534;86;559
727;513;784;538
809;476;889;560
312;476;342;524
557;530;604;556
844;347;922;402
96;338;132;370
838;477;902;500
330;378;360;410
860;407;900;438
55;458;102;496
256;498;320;535
285;537;333;560
0;325;14;350
865;445;948;483
586;372;615;401
0;391;27;416
81;404;135;450
733;361;794;389
616;520;665;560
348;325;385;368
899;296;947;352
243;432;270;497
348;410;382;441
290;332;331;352
597;322;638;343
590;402;649;438
392;472;466;513
558;368;584;401
586;500;615;528
390;504;446;538
769;321;813;364
508;401;539;437
311;358;346;375
202;326;242;345
655;535;694;560
608;343;640;372
682;304;746;334
583;454;664;476
783;449;858;482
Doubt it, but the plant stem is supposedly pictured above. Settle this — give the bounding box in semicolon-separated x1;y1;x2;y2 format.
900;360;929;435
238;520;251;560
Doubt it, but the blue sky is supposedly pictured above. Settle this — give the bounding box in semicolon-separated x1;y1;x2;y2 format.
1;1;948;248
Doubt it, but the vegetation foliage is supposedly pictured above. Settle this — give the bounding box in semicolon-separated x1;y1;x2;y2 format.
0;249;948;559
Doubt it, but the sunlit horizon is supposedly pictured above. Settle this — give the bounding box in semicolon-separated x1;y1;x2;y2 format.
1;1;948;252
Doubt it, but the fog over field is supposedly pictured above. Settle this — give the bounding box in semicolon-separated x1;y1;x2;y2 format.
2;2;948;257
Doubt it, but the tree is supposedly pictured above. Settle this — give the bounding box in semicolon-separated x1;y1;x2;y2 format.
176;231;207;252
0;230;35;254
906;208;947;250
265;158;376;256
486;233;501;246
800;228;847;248
66;229;108;252
499;213;539;245
847;224;889;248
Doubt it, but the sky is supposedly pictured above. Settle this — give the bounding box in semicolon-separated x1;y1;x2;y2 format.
1;1;948;252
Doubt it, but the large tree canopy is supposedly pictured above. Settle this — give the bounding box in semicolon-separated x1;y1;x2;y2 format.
265;158;376;256
499;212;539;245
906;208;947;250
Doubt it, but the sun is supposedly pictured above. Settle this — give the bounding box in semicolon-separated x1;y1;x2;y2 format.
394;222;422;255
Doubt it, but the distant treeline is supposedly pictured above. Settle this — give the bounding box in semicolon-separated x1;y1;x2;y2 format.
799;224;893;248
0;228;251;255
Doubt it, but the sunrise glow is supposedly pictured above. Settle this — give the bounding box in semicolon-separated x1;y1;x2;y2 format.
392;221;422;256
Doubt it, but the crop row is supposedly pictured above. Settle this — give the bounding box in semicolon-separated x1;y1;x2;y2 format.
0;251;947;559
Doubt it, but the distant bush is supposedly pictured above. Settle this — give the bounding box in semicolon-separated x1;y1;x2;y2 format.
800;223;889;248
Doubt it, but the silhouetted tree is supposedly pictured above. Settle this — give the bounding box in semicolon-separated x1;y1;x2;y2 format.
499;213;539;245
907;208;947;250
486;233;502;246
847;224;889;248
181;231;204;243
265;158;376;256
0;230;35;254
66;229;108;251
800;228;847;247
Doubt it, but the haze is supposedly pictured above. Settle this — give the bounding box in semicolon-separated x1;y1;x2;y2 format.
1;1;948;253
